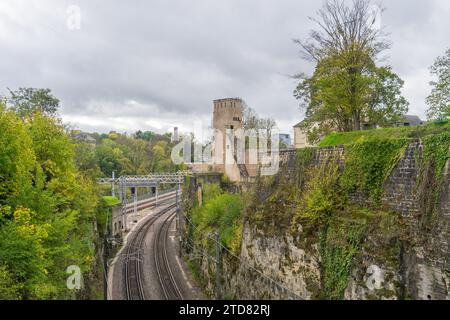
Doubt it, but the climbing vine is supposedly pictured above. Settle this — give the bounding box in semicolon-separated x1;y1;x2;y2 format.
191;130;448;300
341;137;410;204
292;160;344;232
422;131;450;182
294;148;315;189
289;141;411;298
318;210;368;299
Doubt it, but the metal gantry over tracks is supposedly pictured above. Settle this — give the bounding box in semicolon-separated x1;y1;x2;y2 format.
98;172;185;194
98;171;186;231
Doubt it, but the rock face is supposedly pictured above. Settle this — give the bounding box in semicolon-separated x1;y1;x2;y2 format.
229;226;321;299
186;140;450;300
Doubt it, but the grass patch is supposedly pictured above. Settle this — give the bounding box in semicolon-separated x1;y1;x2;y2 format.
319;121;449;147
102;196;120;207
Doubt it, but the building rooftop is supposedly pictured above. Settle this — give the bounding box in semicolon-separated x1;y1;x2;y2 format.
73;132;96;143
293;120;305;128
399;115;423;125
294;115;424;128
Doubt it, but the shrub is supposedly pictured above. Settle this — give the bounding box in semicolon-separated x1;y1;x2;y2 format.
293;160;344;229
191;192;243;254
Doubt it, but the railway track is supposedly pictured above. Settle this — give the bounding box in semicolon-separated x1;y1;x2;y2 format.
154;211;184;300
124;190;177;214
124;202;177;300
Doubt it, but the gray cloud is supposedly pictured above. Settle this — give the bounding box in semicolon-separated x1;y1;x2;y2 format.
0;0;448;135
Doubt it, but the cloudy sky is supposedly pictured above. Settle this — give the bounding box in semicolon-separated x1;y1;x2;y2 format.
0;0;448;136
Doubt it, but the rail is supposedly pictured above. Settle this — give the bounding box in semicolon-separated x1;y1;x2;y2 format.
123;203;177;300
154;211;183;300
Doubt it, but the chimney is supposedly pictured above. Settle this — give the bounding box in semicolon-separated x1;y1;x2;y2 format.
172;127;179;143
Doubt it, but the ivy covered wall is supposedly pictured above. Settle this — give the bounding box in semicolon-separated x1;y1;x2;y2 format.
242;133;450;299
183;132;450;300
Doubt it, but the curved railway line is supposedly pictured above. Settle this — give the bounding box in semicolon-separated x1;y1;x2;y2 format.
123;201;178;300
154;212;184;300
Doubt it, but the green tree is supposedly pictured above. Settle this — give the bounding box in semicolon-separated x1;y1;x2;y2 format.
95;139;128;176
7;88;60;118
0;104;35;207
0;104;100;299
0;207;50;299
293;0;408;141
151;141;172;172
426;48;450;120
116;136;151;175
135;130;156;141
28;113;76;180
73;141;102;179
89;130;181;177
0;264;21;299
127;139;150;174
25;113;98;297
366;66;409;127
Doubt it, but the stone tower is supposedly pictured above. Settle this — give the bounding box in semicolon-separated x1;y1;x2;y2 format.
212;98;243;181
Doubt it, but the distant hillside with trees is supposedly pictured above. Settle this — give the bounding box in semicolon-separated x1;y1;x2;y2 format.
72;129;184;180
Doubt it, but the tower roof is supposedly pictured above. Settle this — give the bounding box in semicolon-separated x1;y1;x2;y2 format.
213;97;243;103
